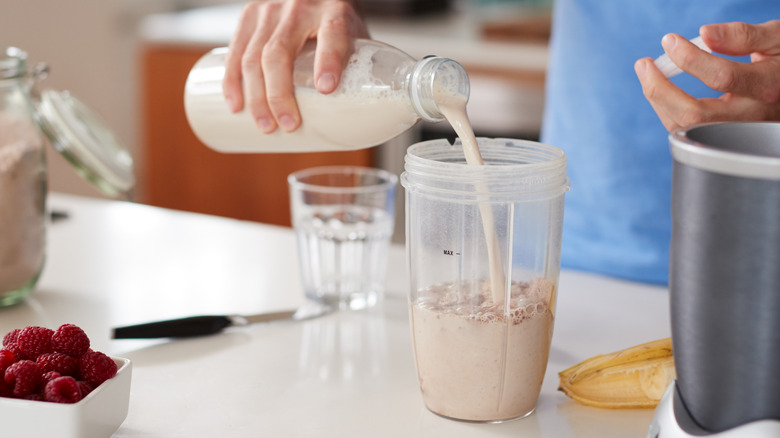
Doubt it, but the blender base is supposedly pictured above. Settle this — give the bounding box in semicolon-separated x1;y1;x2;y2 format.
648;381;780;438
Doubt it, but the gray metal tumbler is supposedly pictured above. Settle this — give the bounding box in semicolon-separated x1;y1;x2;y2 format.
669;122;780;433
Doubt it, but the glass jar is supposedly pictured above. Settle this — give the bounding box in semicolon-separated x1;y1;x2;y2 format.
0;47;135;308
0;47;47;307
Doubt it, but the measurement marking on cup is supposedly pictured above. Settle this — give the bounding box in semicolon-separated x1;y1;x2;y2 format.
443;250;460;256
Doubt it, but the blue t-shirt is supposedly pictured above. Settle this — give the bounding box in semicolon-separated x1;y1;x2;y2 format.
541;1;778;284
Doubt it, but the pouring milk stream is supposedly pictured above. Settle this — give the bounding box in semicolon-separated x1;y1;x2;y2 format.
435;91;507;304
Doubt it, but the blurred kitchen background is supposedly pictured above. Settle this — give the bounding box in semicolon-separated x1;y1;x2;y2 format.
2;0;551;239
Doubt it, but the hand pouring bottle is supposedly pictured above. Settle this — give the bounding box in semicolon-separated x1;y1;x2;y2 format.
184;39;468;153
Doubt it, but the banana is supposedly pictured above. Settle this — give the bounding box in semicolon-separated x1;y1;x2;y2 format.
558;337;676;408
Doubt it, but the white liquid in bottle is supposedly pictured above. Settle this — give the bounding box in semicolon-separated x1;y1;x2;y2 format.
186;87;418;153
184;42;450;153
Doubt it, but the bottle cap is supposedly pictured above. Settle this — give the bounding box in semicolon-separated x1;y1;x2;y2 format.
410;56;447;122
654;36;712;78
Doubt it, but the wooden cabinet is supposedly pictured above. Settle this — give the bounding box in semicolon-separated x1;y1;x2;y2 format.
139;45;375;227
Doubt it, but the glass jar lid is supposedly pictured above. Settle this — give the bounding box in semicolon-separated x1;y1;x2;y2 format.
36;89;135;197
1;47;27;79
2;46;135;198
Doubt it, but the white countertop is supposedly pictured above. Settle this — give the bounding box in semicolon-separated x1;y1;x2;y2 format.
1;193;670;437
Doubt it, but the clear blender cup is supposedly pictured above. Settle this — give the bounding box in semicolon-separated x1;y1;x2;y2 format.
401;137;569;422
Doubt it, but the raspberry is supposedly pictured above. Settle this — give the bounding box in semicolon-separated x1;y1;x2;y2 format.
0;349;15;373
0;378;12;397
42;371;62;385
78;351;117;387
3;343;27;361
77;380;94;398
16;326;54;359
2;328;20;346
4;360;42;398
0;325;116;403
44;376;83;404
37;353;78;376
51;324;90;358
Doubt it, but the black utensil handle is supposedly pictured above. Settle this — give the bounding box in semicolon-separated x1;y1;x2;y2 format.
112;315;233;339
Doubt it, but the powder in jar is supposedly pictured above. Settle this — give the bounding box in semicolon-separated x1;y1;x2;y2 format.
0;113;46;294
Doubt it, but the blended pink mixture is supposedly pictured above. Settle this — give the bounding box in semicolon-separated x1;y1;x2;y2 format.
410;278;555;422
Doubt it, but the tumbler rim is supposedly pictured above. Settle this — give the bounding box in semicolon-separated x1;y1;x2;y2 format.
288;165;398;194
670;122;780;181
401;137;569;201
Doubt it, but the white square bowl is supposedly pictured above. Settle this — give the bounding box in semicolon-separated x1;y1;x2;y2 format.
0;356;132;438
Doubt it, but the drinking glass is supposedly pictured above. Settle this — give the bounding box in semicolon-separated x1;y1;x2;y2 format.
289;166;398;310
